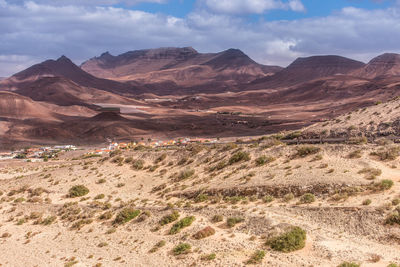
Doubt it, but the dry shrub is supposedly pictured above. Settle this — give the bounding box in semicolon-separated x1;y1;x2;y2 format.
193;226;215;239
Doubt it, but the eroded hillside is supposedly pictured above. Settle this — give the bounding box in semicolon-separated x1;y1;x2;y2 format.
1;140;400;266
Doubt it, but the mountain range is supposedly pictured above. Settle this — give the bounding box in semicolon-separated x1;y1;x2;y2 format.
2;47;400;148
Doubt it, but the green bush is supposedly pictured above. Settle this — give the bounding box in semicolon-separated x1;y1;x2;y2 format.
68;185;89;198
227;217;244;228
229;151;251;165
246;250;265;264
221;143;237;151
212;215;223;223
358;168;382;180
177;157;188;165
201;253;216;261
362;199;372;206
284;131;302;140
263;195;274;203
111;156;124;164
149;240;166;253
371;147;400;161
215;160;227;170
169;216;195;234
113;208;140;224
294;146;321;158
41;216;56;225
283;193;294;202
255;156;276;166
385;211;400;225
132;159;145;170
124;157;133;163
154;153;167;164
94;194;105;200
159;211;180;226
195;193;208;203
373;179;394;191
99;211;113;220
348;136;367;145
177;169;195;181
109;150;122;157
299;193;315;204
266;226;306;252
348;150;362;159
173;243;191;255
337;262;360;267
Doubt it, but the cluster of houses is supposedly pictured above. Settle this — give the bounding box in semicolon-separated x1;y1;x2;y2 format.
0;137;221;160
0;145;77;161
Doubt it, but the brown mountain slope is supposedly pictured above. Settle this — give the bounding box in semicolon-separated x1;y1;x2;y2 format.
81;47;282;89
0;91;95;120
0;91;57;120
352;53;400;79
249;55;366;90
82;47;281;77
5;76;141;107
0;56;138;96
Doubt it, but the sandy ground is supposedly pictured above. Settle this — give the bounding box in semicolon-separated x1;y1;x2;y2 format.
1;142;400;266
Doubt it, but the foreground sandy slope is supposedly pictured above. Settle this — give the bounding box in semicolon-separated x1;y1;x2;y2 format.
1;141;400;266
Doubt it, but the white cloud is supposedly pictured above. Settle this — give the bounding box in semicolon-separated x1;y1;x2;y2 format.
6;0;168;6
0;1;400;76
200;0;305;14
288;0;305;12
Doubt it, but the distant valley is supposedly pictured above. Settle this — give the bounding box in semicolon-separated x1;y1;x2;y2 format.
2;47;400;148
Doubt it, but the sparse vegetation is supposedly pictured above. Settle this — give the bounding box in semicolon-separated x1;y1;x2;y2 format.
212;215;223;223
132;159;145;170
227;217;244;228
358;167;382;180
263;195;274;203
195;193;208;203
255;155;275;166
266;226;306;252
41;216;56;225
348;150;362;159
371;147;400;161
4;137;400;266
283;193;294;202
201;253;216;261
99;211;113;220
193;226;215;239
149;240;166;253
362;199;372;206
177;169;195;181
294;146;321;158
229;151;250;165
173;243;191;255
298;193;315;204
337;262;360;267
113;208;141;225
385;209;400;225
68;185;89;198
159;211;180;226
155;153;167;164
372;179;394;191
169;216;195;234
246;250;265;265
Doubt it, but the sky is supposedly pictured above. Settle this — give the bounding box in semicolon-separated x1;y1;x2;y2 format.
1;0;400;76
